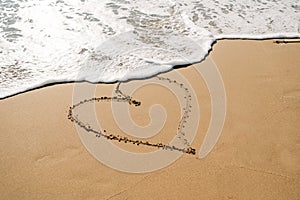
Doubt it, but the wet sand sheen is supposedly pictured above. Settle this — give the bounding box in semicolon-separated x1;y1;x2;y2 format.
0;40;299;199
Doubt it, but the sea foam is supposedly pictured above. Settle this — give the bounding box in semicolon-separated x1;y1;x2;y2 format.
0;0;299;98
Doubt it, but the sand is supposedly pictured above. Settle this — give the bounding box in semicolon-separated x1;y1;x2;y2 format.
0;39;299;199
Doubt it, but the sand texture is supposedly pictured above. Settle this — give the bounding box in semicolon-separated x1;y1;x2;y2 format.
0;40;299;199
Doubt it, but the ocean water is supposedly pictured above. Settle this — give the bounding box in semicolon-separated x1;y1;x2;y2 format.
0;0;299;99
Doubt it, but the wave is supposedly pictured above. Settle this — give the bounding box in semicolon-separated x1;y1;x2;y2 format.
0;0;299;99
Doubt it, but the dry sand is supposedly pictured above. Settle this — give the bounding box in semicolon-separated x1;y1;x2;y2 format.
0;40;299;199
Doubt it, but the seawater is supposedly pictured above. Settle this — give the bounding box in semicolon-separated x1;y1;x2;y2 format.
0;0;299;98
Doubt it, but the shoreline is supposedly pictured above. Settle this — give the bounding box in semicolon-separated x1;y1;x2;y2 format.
1;38;300;101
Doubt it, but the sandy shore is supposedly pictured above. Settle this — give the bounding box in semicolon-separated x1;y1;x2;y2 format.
0;40;299;199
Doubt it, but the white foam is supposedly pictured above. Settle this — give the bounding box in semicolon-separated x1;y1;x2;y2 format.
0;0;299;99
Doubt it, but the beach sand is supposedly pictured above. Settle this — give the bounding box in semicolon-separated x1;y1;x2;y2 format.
0;40;299;199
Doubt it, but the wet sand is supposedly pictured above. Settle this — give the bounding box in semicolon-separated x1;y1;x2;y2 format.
0;40;299;199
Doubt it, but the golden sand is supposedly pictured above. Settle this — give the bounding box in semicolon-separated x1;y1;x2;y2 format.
0;40;299;199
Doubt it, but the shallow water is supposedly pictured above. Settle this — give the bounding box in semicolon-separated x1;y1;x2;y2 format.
0;0;299;98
